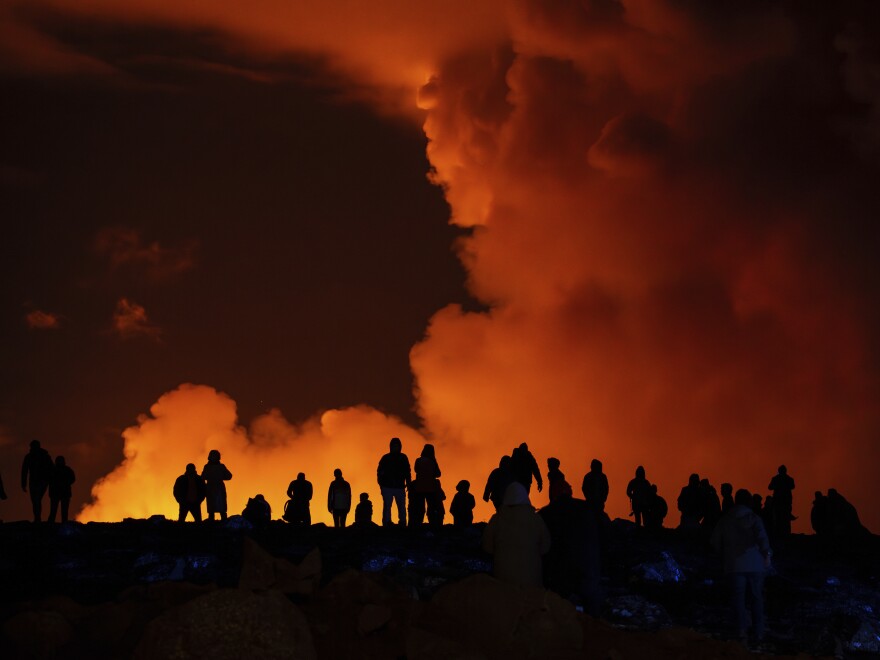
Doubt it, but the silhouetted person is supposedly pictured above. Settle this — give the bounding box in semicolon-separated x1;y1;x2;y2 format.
511;442;543;493
242;494;271;528
377;437;411;526
761;495;777;537
700;478;722;529
48;456;76;523
768;465;795;536
286;473;313;526
541;492;604;616
711;489;772;646
581;459;609;512
677;473;702;529
626;466;652;527
327;468;352;528
410;443;444;527
547;457;573;502
482;482;551;588
173;463;207;522
201;449;232;521
21;439;53;522
450;480;476;527
826;488;868;538
483;456;515;512
751;493;763;516
354;493;373;526
721;483;734;515
810;491;828;536
644;484;668;530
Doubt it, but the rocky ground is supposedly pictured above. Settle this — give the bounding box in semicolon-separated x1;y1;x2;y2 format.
0;516;877;659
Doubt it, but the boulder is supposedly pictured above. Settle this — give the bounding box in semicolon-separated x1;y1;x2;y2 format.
428;573;583;660
133;588;316;660
1;610;73;659
238;538;320;596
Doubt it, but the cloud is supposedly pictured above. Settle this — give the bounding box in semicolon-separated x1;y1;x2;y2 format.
25;309;61;329
112;297;161;340
94;227;197;283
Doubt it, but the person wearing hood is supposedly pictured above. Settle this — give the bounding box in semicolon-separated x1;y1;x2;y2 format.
711;489;772;646
482;482;551;588
173;463;207;522
201;449;233;521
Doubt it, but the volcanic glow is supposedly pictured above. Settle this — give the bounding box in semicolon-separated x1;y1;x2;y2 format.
8;1;874;531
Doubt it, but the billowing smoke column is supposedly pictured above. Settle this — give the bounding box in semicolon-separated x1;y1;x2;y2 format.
77;1;880;530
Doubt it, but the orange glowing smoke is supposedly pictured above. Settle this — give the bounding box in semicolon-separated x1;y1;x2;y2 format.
55;1;879;531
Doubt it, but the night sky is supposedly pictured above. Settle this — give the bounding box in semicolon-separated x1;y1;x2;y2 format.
2;1;879;531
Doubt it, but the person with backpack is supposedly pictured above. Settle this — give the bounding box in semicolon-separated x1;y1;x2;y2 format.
285;472;313;526
327;468;352;528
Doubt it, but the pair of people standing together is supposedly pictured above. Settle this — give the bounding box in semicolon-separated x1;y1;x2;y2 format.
376;437;444;527
174;449;232;522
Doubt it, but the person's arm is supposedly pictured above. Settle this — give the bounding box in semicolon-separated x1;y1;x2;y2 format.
328;484;334;513
223;465;232;480
21;456;28;492
404;457;412;489
532;459;543;491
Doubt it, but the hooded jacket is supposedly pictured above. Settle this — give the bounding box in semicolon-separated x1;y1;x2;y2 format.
711;504;771;573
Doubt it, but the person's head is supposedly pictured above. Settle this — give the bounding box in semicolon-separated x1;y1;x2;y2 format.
688;473;700;487
500;455;511;468
721;483;732;496
699;478;709;488
828;488;839;498
752;493;763;506
457;479;470;493
185;463;196;474
503;482;530;507
778;465;787;475
814;490;823;500
389;437;402;452
29;439;41;450
547;457;560;470
421;443;435;459
519;442;529;451
635;465;645;479
334;468;342;478
255;494;265;501
735;489;752;507
591;459;602;473
55;456;66;467
208;449;221;462
651;484;658;494
360;492;369;502
297;472;305;480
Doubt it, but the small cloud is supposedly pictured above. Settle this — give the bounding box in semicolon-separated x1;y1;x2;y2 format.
113;298;161;340
94;227;197;283
25;310;61;329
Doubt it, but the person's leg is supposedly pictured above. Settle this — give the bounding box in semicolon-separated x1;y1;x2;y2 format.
340;512;347;528
394;489;406;526
178;504;188;522
748;573;766;641
48;497;59;523
32;490;44;522
61;498;70;523
381;488;393;526
731;573;748;641
304;508;311;526
634;509;643;527
193;505;202;522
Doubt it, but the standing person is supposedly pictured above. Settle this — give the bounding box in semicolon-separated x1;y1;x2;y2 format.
700;478;722;529
677;473;703;529
721;483;735;514
450;480;476;527
48;456;76;523
511;443;543;493
482;482;551;588
21;440;53;522
286;473;313;526
201;449;232;521
768;465;795;535
626;466;652;527
173;463;207;522
711;489;772;647
581;459;609;512
327;468;352;528
483;456;515;512
410;444;443;527
377;437;411;527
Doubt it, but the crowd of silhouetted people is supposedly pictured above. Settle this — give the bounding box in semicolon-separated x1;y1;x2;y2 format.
2;435;874;648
